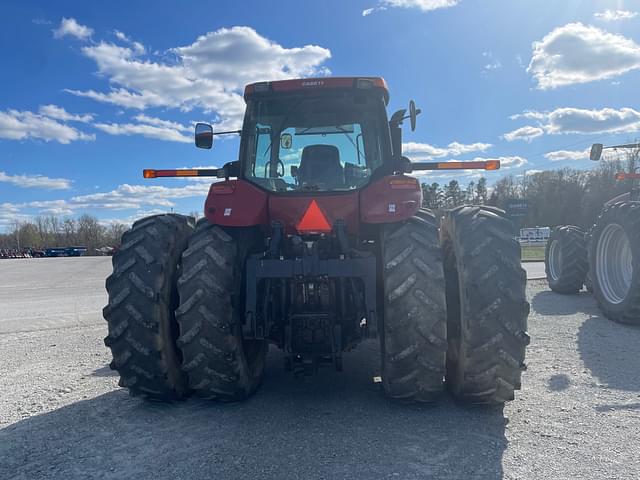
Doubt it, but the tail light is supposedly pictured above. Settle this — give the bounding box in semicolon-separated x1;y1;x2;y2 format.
211;183;235;194
389;178;419;190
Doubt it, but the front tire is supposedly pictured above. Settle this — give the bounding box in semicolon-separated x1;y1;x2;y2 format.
103;214;194;401
590;202;640;324
545;226;588;294
440;206;529;404
381;209;447;402
176;220;267;401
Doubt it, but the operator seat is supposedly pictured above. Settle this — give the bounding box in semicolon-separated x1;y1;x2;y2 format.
298;145;344;188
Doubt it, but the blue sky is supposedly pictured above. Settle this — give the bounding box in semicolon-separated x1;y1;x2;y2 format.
1;0;640;229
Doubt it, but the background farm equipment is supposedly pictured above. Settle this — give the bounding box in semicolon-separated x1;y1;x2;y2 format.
545;142;640;324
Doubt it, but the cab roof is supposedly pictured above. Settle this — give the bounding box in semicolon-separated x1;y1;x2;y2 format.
243;77;389;105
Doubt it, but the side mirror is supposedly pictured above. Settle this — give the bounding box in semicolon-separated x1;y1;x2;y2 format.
290;165;298;177
195;122;213;149
409;100;422;132
590;143;603;161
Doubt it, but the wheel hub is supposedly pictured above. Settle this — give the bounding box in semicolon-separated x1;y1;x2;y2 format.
548;239;562;282
596;223;633;304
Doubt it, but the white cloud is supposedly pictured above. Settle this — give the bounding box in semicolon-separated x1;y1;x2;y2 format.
64;87;154;110
175;27;331;87
502;126;544;142
65;26;332;130
482;51;502;72
514;107;640;135
114;30;145;54
134;114;191;131
484;60;502;71
94;119;192;143
68;183;210;209
0;109;95;143
528;23;640;89
387;0;459;9
38;105;93;123
594;10;638;22
3;183;212;222
0;205;32;230
53;17;93;40
363;0;459;15
496;156;528;169
509;110;546;121
545;107;640;134
544;148;590;161
403;141;492;159
99;209;169;227
0;171;72;190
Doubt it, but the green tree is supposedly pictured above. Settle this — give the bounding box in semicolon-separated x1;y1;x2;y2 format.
444;180;463;207
475;177;488;204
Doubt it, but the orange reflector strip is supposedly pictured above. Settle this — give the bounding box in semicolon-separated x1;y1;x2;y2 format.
176;170;198;177
144;169;199;178
296;200;332;233
435;161;500;170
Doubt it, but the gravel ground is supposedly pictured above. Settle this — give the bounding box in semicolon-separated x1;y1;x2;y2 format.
1;257;639;479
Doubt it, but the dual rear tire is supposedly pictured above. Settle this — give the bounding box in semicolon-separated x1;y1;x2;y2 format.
105;207;530;405
440;206;529;404
104;215;265;402
545;204;639;325
176;220;267;400
590;202;640;324
103;214;194;400
382;206;529;404
545;226;589;294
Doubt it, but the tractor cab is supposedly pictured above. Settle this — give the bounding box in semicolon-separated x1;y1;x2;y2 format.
590;142;640;203
239;78;392;193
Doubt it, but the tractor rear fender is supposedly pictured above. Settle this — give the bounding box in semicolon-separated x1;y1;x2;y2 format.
203;174;423;231
359;175;422;224
204;179;269;226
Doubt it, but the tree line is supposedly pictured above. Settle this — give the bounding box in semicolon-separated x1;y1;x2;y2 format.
423;147;638;230
0;214;128;254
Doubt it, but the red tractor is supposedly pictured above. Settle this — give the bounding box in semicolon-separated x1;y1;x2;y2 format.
104;77;529;404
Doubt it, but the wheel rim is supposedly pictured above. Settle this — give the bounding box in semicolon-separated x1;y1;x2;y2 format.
596;223;633;304
548;239;562;282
